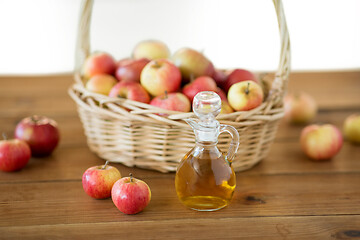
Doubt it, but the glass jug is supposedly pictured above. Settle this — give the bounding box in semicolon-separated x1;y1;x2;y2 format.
175;91;240;211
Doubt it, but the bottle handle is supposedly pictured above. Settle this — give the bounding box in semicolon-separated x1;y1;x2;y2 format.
219;124;240;165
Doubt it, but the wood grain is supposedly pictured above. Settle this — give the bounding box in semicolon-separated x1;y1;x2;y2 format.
0;71;359;239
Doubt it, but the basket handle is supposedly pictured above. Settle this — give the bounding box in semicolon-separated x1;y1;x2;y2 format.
74;0;290;95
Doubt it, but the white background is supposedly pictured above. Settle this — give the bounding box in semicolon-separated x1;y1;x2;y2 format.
0;0;359;75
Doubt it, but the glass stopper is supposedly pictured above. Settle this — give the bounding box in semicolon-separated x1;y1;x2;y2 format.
193;91;221;122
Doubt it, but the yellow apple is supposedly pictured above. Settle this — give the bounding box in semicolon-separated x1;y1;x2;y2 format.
284;92;318;124
227;80;264;111
343;114;360;144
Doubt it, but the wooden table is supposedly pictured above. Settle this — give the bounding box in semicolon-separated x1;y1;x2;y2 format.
0;71;360;239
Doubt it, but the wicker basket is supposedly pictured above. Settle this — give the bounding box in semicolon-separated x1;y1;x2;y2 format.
69;0;291;173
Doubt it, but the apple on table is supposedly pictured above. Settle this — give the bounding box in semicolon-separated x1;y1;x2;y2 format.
300;124;343;161
82;161;122;199
112;173;151;215
15;115;60;157
284;92;318;124
0;134;31;172
343;114;360;144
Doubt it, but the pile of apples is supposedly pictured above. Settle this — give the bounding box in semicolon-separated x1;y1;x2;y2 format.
284;92;360;161
0;116;60;172
82;40;265;114
82;161;151;215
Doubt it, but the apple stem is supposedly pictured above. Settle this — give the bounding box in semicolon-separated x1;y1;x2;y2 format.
2;133;7;140
164;90;168;99
245;82;250;95
129;173;134;182
190;73;195;82
101;161;109;170
31;115;40;123
153;61;161;69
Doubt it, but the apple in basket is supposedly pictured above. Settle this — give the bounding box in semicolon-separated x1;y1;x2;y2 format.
228;80;264;111
150;91;191;113
109;81;150;104
0;134;31;172
132;40;171;60
300;124;343;161
82;52;116;79
115;58;150;83
182;76;218;102
172;48;215;82
284;92;318;124
215;88;234;114
212;69;228;89
112;173;151;215
15;115;60;157
82;161;122;199
85;74;118;95
223;68;258;93
140;59;182;96
343;114;360;144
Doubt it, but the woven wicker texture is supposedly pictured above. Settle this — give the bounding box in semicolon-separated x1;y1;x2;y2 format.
69;0;291;173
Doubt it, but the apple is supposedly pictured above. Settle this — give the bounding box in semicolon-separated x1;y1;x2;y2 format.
172;48;215;81
284;92;318;124
112;173;151;215
115;58;150;83
228;80;264;111
212;69;228;88
82;52;116;79
85;74;118;95
182;76;217;102
220;101;234;114
132;40;171;60
223;69;258;92
343;114;360;144
117;58;133;68
109;82;150;104
82;161;122;199
140;59;181;96
215;87;227;102
300;124;343;161
15;115;60;157
150;92;191;113
0;134;31;172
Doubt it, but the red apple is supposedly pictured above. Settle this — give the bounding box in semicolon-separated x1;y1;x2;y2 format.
227;80;264;111
117;58;133;68
15;115;60;157
172;48;215;82
140;59;181;96
182;76;217;102
82;161;122;199
223;69;258;92
109;82;150;104
132;40;170;60
150;92;191;113
115;58;150;83
0;135;31;172
300;124;343;161
343;114;360;144
284;92;318;124
212;69;228;88
112;173;151;215
85;74;118;95
82;52;116;79
215;87;227;102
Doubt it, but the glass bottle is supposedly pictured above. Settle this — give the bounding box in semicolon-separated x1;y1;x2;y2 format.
175;91;240;211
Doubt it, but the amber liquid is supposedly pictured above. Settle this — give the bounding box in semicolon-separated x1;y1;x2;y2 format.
175;142;236;211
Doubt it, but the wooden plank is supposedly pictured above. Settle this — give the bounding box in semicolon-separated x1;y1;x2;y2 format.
1;215;359;240
0;174;359;227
